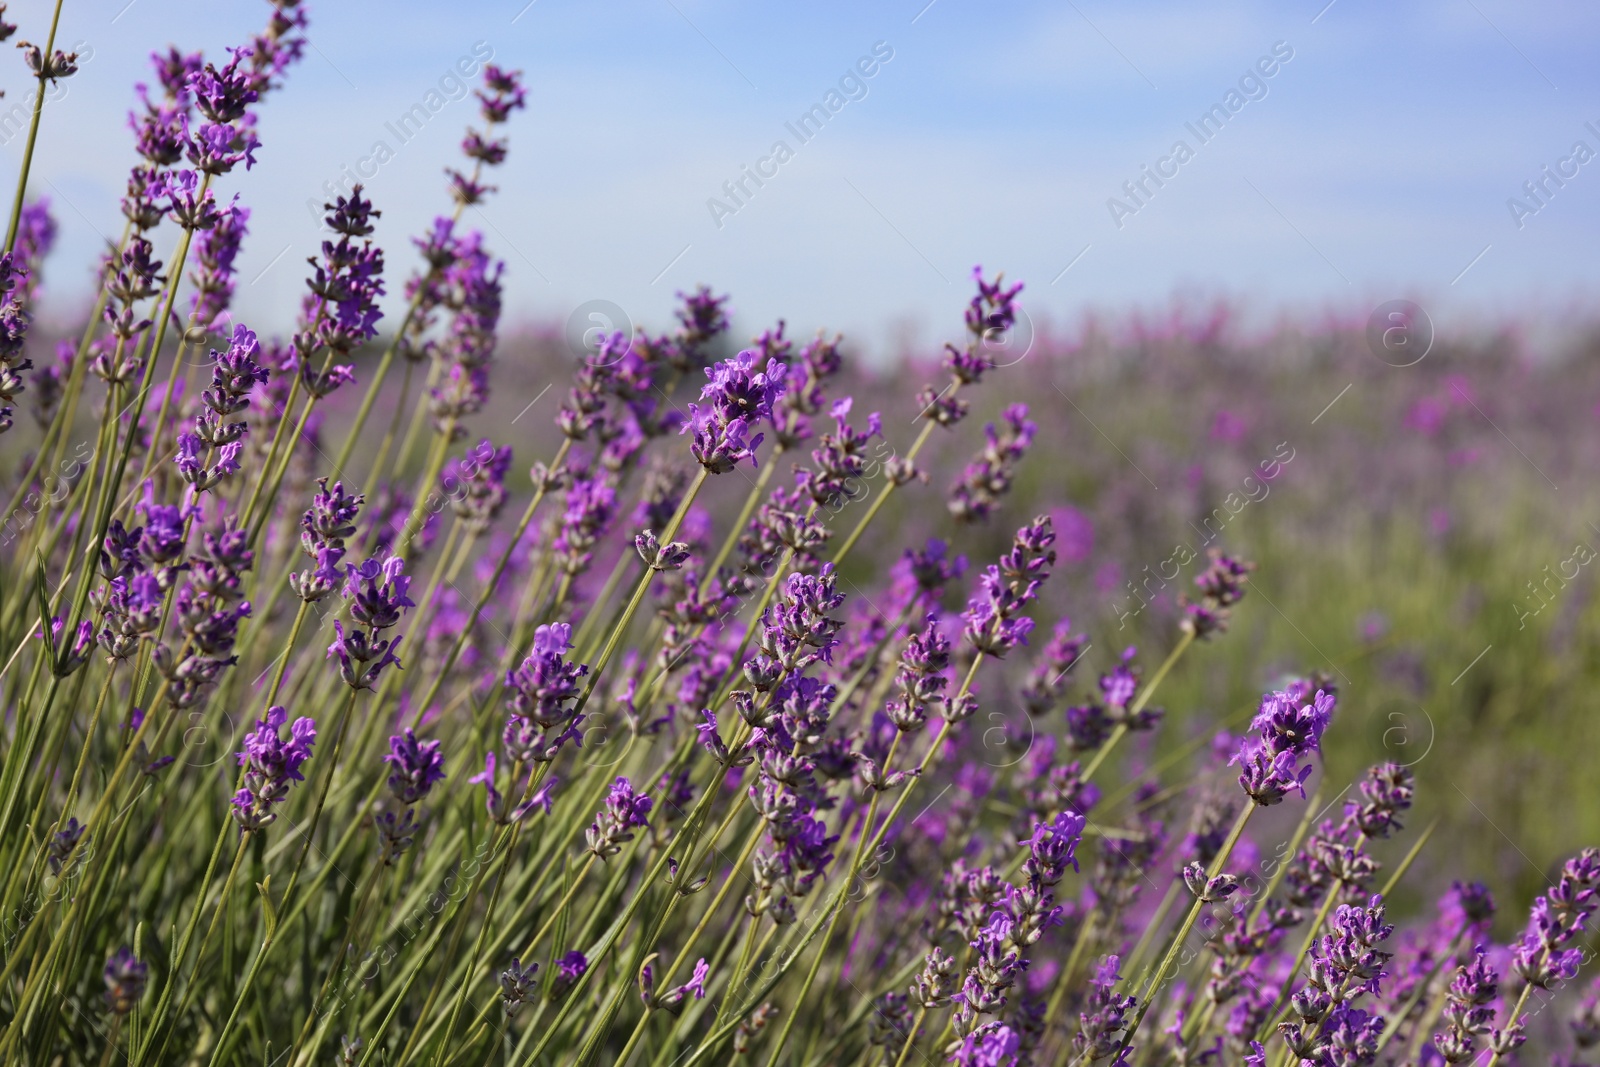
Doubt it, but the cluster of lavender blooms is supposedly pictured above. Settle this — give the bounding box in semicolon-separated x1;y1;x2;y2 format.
1;9;1597;1067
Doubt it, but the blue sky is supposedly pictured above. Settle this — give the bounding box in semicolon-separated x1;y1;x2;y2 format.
6;0;1600;357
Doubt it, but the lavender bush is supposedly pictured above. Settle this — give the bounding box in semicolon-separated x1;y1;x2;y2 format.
0;4;1596;1066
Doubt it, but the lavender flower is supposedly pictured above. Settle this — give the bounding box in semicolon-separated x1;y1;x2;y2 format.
1231;686;1336;807
746;565;847;692
328;555;413;690
904;537;968;601
1278;894;1393;1060
586;777;653;859
231;706;316;831
1018;618;1088;717
499;957;539;1017
1180;549;1255;640
190;48;259;123
1434;950;1498;1063
549;950;588;1000
799;397;882;509
554;474;617;577
383;729;446;805
652;957;709;1015
948;403;1036;523
772;331;844;449
46;817;85;875
103;947;147;1014
445;438;513;533
1073;957;1134;1065
503;623;590;763
469;752;558;825
885;615;952;732
682;348;788;473
1510;848;1600;991
962;516;1056;659
189;201;249;329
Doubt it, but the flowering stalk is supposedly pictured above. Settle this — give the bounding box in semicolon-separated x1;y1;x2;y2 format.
3;1;70;253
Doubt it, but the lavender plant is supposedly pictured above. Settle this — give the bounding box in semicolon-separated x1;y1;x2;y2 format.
0;7;1594;1067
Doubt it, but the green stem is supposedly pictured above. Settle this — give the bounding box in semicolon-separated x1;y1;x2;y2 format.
3;0;66;253
1114;802;1256;1059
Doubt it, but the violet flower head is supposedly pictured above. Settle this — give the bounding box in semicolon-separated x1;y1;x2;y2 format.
962;516;1056;659
1180;549;1255;640
949;403;1036;523
553;474;617;576
328;555;413;690
674;285;731;368
46;817;86;875
886;614;952;732
503;623;591;764
499;956;539;1017
746;565;847;692
904;537;968;599
1230;686;1335;807
586;776;653;859
469;752;558;825
772;330;844;449
186;118;261;174
800;396;883;508
383;728;446;806
301;477;364;555
190;203;249;329
1344;762;1414;839
150;46;204;102
1019;618;1089;716
1440;880;1496;941
103;947;148;1015
154;168;222;231
549;950;588;1000
1433;950;1498;1064
1511;847;1600;990
475;64;527;123
189;48;260;124
445;438;514;533
681;349;788;473
232;705;316;831
950;1023;1022;1067
1278;894;1393;1060
507;622;586;719
1072;957;1134;1065
1024;809;1087;889
302;185;386;363
655;958;710;1014
191;323;266;463
965;265;1025;351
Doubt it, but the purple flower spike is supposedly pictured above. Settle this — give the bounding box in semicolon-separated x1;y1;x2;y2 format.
503;622;590;764
232;705;316;831
586;777;653;859
1511;847;1600;990
329;555;413;689
681;349;789;473
948;403;1036;523
656;958;710;1015
549;950;588;1000
1180;549;1255;640
383;728;446;806
951;1022;1022;1067
1229;686;1335;807
189;48;260;124
103;947;148;1015
962;516;1056;660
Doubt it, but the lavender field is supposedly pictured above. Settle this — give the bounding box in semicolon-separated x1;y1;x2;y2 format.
1;2;1599;1066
